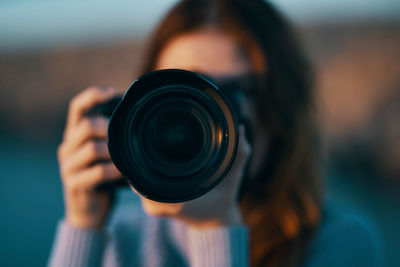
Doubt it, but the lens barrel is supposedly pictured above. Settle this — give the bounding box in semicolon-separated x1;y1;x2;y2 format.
108;69;238;202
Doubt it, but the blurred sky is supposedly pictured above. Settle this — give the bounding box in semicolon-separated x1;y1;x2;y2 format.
1;0;400;52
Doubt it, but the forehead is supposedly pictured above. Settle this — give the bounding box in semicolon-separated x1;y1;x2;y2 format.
155;28;251;76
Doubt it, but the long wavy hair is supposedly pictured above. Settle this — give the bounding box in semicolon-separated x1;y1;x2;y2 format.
141;0;322;266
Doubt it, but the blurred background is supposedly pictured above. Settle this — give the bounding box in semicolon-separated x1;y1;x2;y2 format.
0;0;399;266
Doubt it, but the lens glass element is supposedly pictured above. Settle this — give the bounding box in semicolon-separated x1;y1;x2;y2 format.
151;110;204;162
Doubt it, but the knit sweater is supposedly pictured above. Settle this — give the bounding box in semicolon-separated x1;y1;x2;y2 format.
48;191;381;267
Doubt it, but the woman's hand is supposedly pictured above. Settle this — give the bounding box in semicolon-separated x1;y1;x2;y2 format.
138;126;251;229
57;87;122;229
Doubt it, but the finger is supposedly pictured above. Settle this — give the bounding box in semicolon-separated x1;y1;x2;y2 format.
62;117;109;156
68;162;121;191
61;140;110;175
66;86;118;128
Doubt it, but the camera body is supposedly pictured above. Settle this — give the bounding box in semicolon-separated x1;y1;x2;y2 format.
88;69;244;202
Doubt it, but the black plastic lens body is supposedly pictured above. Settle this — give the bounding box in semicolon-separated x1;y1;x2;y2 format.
107;69;238;203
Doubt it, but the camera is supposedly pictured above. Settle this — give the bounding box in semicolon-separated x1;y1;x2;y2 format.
88;69;242;202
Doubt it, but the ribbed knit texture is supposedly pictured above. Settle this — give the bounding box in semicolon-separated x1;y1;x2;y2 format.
47;197;381;267
188;225;248;267
48;221;107;267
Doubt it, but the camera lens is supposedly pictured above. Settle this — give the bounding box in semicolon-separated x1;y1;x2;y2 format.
107;69;238;202
150;109;204;162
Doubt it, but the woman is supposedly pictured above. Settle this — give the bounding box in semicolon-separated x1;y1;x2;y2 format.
49;0;379;266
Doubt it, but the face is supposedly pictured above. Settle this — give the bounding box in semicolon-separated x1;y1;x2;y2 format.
156;26;268;177
139;27;268;215
155;27;251;76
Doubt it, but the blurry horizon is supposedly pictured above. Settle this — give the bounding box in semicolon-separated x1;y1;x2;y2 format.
1;0;400;53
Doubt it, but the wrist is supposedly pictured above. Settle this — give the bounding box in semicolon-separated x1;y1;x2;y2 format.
66;212;105;230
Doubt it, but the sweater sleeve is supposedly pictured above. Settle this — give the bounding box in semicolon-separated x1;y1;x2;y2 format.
47;220;108;267
187;225;249;267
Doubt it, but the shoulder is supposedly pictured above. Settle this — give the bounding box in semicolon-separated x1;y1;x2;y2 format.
304;202;383;267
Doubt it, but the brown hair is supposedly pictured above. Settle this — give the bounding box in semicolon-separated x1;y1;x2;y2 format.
141;0;322;266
